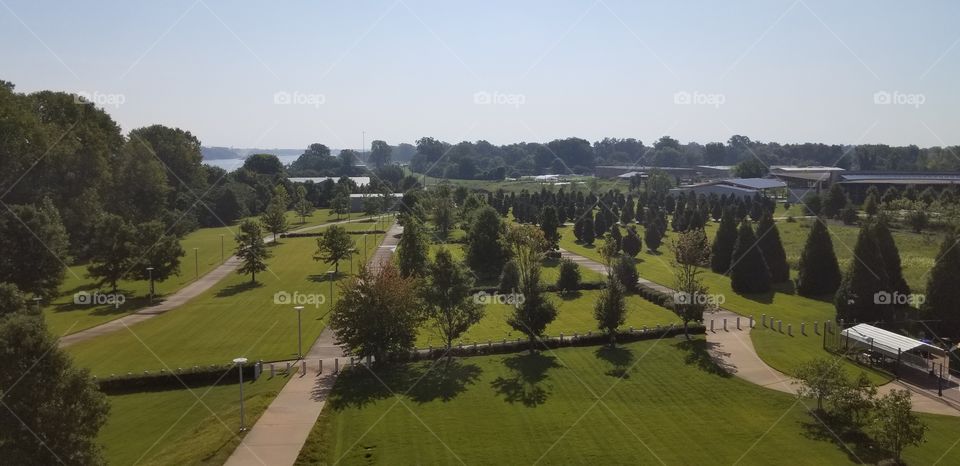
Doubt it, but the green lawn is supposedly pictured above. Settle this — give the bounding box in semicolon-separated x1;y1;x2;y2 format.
425;241;604;286
416;290;680;348
557;218;912;384
44;208;366;336
296;337;960;465
66;221;391;376
99;372;290;465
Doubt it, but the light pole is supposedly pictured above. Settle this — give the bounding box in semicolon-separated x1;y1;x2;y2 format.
146;267;154;303
328;271;335;307
293;305;304;359
193;248;199;280
32;297;42;313
220;234;224;263
233;357;248;431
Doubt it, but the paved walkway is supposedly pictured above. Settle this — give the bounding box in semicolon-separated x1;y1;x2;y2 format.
224;222;403;466
59;216;382;348
558;248;960;416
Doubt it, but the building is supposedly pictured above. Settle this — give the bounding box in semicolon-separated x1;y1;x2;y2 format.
836;171;960;203
840;323;949;375
669;178;786;200
767;166;846;203
595;165;698;181
696;165;734;179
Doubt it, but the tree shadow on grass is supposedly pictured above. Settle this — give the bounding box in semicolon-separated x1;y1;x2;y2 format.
558;291;583;301
799;411;886;465
740;290;775;305
215;281;262;298
326;359;481;409
490;353;560;407
595;345;634;378
308;272;341;283
675;338;734;377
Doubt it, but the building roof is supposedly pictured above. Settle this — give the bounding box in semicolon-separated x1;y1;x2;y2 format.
696;165;734;171
770;166;846;172
769;172;832;182
671;183;757;194
838;171;960;184
723;178;786;190
841;323;940;355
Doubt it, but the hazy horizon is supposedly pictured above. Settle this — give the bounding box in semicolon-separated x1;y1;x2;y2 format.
4;0;959;150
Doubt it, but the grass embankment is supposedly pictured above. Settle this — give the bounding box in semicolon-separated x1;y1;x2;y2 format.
296;337;960;465
99;372;290;465
45;208;359;336
66;220;389;376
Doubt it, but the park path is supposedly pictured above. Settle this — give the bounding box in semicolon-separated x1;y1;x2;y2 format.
58;215;381;349
557;247;960;416
224;222;403;466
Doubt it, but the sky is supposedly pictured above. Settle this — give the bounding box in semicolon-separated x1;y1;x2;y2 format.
3;0;959;150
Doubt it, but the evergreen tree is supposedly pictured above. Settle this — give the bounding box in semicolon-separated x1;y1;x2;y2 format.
863;192;879;217
796;219;842;297
466;206;510;279
593;209;607;237
235;219;271;283
556;258;581;294
573;217;585;242
621;226;642;257
582;213;596;245
645;223;663;253
613;255;638;290
730;221;771;293
823;183;848;219
539;205;561;249
756;214;790;283
396;217;430;278
609;223;622;252
873;218;909;298
710;208;738;274
594;276;626;346
834;221;889;323
923;233;960;339
620;197;634;224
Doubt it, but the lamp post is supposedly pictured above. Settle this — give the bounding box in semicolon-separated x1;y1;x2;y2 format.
32;297;42;313
193;248;199;280
220;234;224;263
293;305;304;359
233;357;248;431
328;271;335;307
146;267;154;303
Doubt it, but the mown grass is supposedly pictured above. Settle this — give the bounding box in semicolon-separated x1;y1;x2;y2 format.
295;337;960;465
66;220;389;376
44;208;360;336
99;372;290;465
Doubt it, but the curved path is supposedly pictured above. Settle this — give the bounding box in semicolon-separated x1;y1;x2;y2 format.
225;222;403;466
558;247;960;416
58;216;382;349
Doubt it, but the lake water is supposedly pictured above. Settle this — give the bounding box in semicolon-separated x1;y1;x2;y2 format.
203;154;301;171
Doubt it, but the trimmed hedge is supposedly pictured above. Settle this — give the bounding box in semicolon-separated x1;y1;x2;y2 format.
96;363;257;395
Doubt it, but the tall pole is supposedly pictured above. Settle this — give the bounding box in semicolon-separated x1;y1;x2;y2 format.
294;306;304;359
220;234;224;263
194;248;199;280
147;267;154;303
329;271;335;307
233;357;248;431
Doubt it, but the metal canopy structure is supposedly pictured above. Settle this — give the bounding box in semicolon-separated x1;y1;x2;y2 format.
841;323;948;372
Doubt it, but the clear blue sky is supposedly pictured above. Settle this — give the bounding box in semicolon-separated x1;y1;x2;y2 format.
3;0;958;149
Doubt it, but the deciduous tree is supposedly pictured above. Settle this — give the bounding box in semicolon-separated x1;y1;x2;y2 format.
422;248;483;357
235;220;271;283
314;225;357;275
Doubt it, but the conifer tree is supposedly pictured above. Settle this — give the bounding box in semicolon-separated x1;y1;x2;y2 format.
582;212;596;245
923;233;960;339
710;207;738;274
756;214;790;283
796;219;842;296
730;221;771;293
834;221;889;323
621;226;642;258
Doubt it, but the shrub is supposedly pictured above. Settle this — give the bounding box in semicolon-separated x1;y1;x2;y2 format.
556;259;581;293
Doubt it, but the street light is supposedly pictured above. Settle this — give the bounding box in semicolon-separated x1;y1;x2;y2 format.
233;357;248;431
293;305;304;359
193;248;199;280
220;234;224;263
146;267;154;303
327;271;336;307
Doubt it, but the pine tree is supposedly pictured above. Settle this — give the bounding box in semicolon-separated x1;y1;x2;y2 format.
594;209;607;237
923;233;960;339
710;207;738;274
834;222;889;323
730;221;771;293
236;220;271;283
539;205;561;249
609;223;622;252
582;213;596;245
756;214;790;283
645;222;663;253
620;197;635;224
621;226;642;257
863;192;879;217
796;219;842;297
466;206;510;279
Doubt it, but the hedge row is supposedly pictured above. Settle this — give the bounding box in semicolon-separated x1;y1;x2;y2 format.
635;282;676;310
95;363;258;395
470;280;607;295
280;230;386;238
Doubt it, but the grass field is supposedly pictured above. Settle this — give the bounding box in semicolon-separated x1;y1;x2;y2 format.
66;220;390;376
44;208;360;336
99;372;290;465
295;337;960;465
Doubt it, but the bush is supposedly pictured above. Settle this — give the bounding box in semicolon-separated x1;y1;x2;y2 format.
498;260;520;293
556;259;581;293
96;364;257;395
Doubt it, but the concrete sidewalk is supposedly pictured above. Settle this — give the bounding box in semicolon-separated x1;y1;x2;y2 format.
224;222;403;466
58;216;382;348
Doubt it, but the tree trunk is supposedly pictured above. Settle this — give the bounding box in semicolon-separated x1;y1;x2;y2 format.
684;320;690;340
